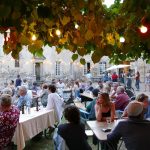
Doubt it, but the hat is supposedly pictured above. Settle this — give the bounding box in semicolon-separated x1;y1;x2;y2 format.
127;102;144;117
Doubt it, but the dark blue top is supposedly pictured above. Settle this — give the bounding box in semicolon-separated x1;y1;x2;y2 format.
58;123;92;150
107;118;150;150
15;78;22;87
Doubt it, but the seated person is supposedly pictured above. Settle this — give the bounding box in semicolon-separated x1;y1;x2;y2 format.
38;83;49;107
0;94;20;149
109;82;119;100
58;105;92;150
46;84;64;123
85;81;94;92
16;86;31;110
122;93;150;118
114;86;130;111
95;92;115;122
107;101;150;150
79;88;99;120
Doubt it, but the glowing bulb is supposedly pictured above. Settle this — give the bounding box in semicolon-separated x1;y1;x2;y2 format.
75;24;79;29
140;25;148;33
120;36;125;43
56;29;61;36
31;34;37;41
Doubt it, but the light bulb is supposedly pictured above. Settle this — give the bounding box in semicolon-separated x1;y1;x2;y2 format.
31;34;37;41
56;29;61;36
120;36;125;43
140;25;148;33
75;24;79;29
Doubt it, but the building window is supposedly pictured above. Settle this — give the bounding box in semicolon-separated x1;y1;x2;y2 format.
56;61;61;76
15;59;19;67
99;62;106;74
84;62;91;75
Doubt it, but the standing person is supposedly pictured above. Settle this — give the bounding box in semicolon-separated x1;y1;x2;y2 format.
119;70;125;84
15;75;22;87
46;84;64;123
126;69;132;89
111;72;118;82
0;94;20;149
107;101;150;150
58;105;92;150
21;79;29;89
145;70;150;91
95;93;115;122
56;79;65;97
73;80;80;98
135;71;140;91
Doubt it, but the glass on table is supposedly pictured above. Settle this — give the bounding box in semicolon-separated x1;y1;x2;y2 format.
106;117;111;128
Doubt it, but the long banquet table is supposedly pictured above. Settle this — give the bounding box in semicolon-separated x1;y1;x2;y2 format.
13;107;56;150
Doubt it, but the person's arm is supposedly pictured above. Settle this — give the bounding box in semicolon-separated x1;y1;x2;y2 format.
86;101;93;112
16;98;22;110
95;104;102;121
107;123;122;149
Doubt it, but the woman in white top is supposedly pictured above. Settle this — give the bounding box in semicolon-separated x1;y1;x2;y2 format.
46;84;64;123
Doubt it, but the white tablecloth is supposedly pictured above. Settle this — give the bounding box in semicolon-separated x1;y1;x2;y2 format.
13;108;56;150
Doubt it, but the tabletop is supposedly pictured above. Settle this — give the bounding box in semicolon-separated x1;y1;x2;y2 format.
13;107;56;150
87;120;122;141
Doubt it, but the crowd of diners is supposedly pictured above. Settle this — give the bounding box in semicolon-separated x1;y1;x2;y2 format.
0;75;150;150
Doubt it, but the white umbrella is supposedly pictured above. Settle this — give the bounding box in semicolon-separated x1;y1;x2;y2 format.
106;64;131;71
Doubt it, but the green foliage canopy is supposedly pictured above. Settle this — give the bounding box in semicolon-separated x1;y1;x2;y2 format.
0;0;150;64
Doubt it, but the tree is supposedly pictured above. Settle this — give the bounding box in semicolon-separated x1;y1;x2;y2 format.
0;0;150;64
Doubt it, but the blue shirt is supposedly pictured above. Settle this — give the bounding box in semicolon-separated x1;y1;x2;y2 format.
17;94;31;110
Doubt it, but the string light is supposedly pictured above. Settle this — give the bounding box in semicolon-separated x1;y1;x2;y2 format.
120;36;125;43
75;23;79;29
31;34;37;41
56;29;61;36
140;25;148;33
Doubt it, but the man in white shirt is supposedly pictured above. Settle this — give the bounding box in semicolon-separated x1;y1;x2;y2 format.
46;84;64;123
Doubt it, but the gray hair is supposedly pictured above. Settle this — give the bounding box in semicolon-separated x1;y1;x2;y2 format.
19;86;27;93
0;94;12;107
116;86;125;94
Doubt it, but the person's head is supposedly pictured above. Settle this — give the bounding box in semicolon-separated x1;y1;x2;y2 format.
88;81;92;86
48;84;56;93
92;88;100;97
42;83;48;89
64;105;80;124
116;86;125;94
127;101;144;119
0;94;12;111
19;86;27;96
98;81;103;89
97;92;110;106
136;93;149;108
17;75;20;78
112;83;119;91
59;79;63;83
33;81;37;86
23;79;27;83
10;80;14;85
